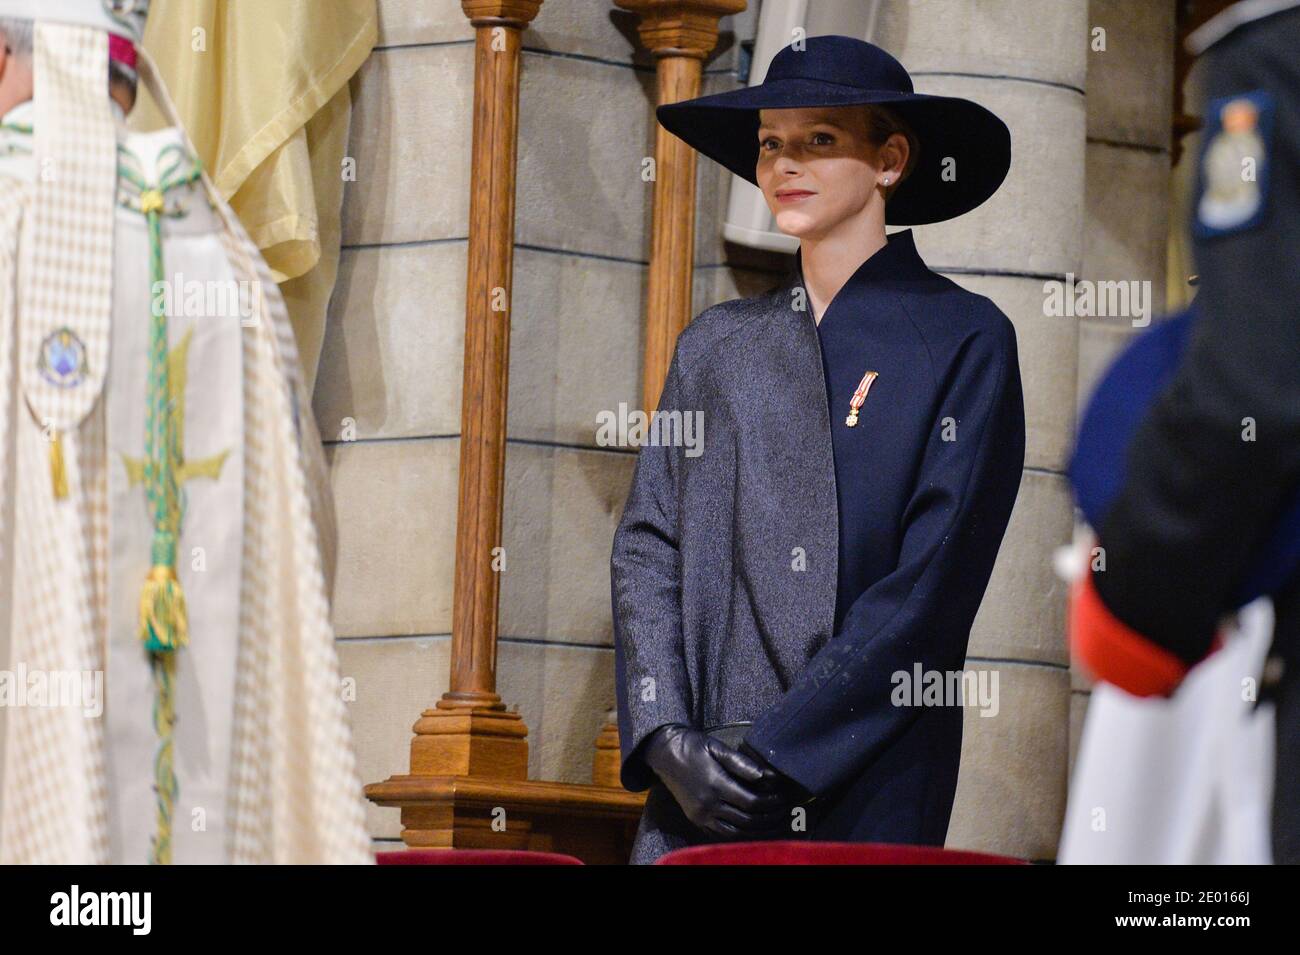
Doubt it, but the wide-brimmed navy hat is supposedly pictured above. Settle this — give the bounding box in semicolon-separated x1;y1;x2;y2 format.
1070;306;1300;608
656;35;1011;226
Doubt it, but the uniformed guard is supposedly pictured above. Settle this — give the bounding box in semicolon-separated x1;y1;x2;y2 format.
1068;0;1300;864
612;35;1025;863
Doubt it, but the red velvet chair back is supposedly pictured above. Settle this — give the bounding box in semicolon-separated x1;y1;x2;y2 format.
656;841;1028;865
376;849;584;865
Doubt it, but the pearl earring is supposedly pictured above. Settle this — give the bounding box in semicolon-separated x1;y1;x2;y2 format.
882;176;891;186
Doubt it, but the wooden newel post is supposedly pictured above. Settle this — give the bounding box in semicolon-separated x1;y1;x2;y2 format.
367;0;729;860
614;0;746;413
369;0;543;818
408;0;545;779
593;0;745;788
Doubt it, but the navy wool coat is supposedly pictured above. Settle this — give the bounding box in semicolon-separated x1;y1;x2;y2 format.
611;229;1025;864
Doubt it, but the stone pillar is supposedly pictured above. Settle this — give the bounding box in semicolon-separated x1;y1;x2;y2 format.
873;0;1089;860
1078;0;1175;405
1067;0;1176;842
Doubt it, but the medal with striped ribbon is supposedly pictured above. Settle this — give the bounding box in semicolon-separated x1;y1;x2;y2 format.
845;369;879;427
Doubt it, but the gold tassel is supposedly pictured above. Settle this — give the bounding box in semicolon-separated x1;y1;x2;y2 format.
49;431;68;499
139;565;189;653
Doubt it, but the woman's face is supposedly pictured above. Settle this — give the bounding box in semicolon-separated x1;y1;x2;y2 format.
755;106;900;240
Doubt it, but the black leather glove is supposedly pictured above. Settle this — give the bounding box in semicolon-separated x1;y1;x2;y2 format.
642;724;793;839
738;740;815;835
738;741;811;797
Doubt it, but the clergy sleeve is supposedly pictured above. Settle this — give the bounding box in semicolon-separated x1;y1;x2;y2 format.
743;313;1025;798
611;348;695;792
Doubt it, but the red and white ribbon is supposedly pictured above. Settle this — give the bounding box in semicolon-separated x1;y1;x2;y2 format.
845;370;878;426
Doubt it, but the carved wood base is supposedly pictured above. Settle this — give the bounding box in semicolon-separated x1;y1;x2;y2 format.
365;775;647;864
409;698;529;778
592;719;623;788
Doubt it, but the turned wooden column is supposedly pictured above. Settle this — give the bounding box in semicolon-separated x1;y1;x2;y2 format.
615;0;746;414
592;0;745;789
414;0;543;781
367;1;652;858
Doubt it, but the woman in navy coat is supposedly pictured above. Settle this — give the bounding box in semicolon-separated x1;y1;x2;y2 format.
611;35;1026;864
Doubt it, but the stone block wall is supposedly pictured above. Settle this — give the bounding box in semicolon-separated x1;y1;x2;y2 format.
319;0;1174;858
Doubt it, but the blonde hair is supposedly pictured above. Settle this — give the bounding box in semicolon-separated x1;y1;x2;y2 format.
862;104;920;201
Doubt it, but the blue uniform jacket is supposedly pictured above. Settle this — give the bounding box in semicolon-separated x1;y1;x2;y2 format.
611;229;1025;863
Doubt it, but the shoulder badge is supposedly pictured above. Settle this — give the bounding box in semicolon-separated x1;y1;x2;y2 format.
1194;90;1274;238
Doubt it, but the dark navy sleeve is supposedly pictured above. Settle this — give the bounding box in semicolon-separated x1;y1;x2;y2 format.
743;308;1025;797
611;347;694;792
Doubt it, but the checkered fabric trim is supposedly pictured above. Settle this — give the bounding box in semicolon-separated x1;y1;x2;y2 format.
0;174;111;864
20;23;115;434
0;180;23;575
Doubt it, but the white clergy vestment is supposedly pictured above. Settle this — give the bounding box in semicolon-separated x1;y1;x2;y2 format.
0;29;371;864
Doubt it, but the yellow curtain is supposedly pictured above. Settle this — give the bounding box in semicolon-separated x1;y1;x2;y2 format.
133;0;377;394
